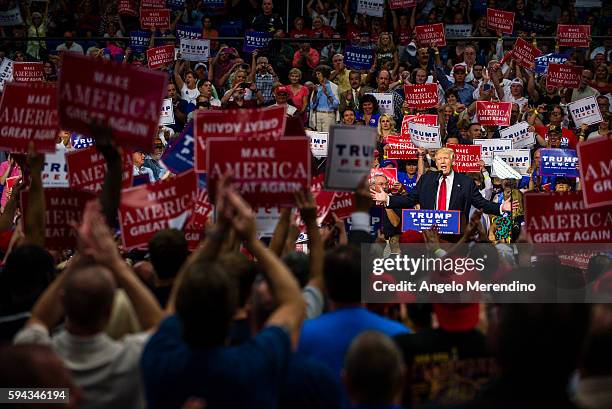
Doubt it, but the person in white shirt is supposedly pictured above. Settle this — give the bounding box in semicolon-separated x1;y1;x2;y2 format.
56;31;84;54
503;78;529;112
174;60;200;105
132;151;155;183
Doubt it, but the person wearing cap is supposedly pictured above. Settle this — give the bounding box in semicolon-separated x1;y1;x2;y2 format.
435;60;475;106
501;78;528;111
530;105;578;149
271;85;297;116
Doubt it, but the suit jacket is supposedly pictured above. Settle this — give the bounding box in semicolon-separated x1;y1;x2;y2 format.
388;171;501;230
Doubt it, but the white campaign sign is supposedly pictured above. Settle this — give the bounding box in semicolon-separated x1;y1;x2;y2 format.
445;24;472;38
255;206;281;237
325;125;376;191
473;139;513;165
409;122;441;149
159;98;175;125
568;96;603;126
356;0;384;17
0;58;13;92
306;130;328;158
0;7;23;26
367;93;394;116
179;38;211;61
499;121;536;149
491;156;522;179
42;151;69;188
491;149;531;177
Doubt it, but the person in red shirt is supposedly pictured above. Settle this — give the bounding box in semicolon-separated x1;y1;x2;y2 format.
531;105;578;149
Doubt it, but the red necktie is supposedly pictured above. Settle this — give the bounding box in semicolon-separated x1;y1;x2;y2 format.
438;176;447;210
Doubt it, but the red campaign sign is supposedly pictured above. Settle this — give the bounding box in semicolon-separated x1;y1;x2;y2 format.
384;135;418;160
20;188;96;249
4;176;20;201
119;0;138;16
557;24;591;48
0;82;58;154
140;8;171;30
194;106;287;172
390;0;417;8
12;62;44;83
147;45;175;69
525;191;612;243
511;37;541;70
447;143;482;173
578;136;612;209
476;101;512;126
328;191;354;220
414;23;446;47
404;84;438;109
65;147;134;194
141;0;165;8
310;174;336;225
546;63;582;89
486;8;515;35
206;137;311;207
401;114;438;138
58;52;167;153
187;188;213;230
118;170;198;249
371;167;399;187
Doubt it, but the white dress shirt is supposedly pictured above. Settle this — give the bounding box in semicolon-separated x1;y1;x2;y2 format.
436;171;454;210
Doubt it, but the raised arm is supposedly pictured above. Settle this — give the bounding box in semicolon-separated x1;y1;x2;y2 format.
174;60;186;90
269;207;292;256
92;122;122;228
226;188;304;346
295;188;324;292
22;145;45;247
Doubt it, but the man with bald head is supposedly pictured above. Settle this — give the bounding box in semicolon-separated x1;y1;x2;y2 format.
14;201;163;409
343;331;406;408
374;69;405;131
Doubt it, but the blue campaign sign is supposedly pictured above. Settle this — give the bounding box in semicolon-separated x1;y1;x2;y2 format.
535;53;570;75
130;30;151;54
166;0;186;10
344;207;383;239
161;121;195;174
202;0;225;7
71;134;95;150
243;31;273;52
176;24;201;39
401;209;461;234
344;46;374;70
540;148;579;177
132;174;150;187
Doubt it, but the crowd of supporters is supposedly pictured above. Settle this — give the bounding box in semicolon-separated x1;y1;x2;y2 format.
0;0;611;408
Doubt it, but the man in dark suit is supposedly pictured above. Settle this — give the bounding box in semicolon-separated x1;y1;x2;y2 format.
370;148;515;228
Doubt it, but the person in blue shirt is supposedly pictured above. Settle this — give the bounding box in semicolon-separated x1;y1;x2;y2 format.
141;183;306;409
311;64;340;132
298;245;410;405
435;62;475;106
356;94;382;128
397;159;419;193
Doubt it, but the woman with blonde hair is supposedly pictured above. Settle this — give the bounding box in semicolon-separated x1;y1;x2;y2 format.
287;68;309;122
377;113;397;157
221;68;252;102
375;33;399;77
